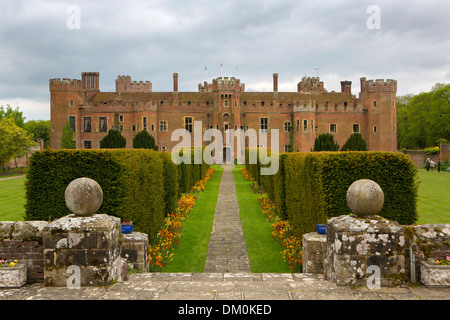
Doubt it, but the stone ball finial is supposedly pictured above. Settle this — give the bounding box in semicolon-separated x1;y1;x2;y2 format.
346;179;384;217
65;177;103;216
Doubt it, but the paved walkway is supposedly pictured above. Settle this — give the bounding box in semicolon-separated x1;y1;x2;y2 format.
204;165;251;273
1;272;449;300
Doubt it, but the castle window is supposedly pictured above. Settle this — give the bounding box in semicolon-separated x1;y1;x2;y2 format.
69;116;76;132
373;126;377;133
261;101;265;106
120;125;123;132
373;101;377;107
132;125;136;131
353;124;360;133
206;101;210;106
284;145;291;152
160;121;168;132
151;124;154;131
52;100;55;109
284;121;291;132
70;100;74;108
234;101;237;107
243;101;247;106
83;141;92;149
143;117;147;131
296;120;300;132
344;101;347;107
119;115;124;122
315;126;319;132
260;118;268;133
160;101;164;106
187;101;191;106
303;120;308;132
184;117;193;133
311;120;314;131
99;117;107;132
330;124;337;133
52;124;55;132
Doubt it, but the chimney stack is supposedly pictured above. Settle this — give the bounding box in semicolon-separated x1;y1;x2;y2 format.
273;73;278;93
173;73;178;93
340;80;352;95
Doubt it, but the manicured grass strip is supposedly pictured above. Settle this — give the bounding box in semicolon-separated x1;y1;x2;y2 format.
163;166;223;272
0;176;26;221
416;169;450;224
233;166;291;273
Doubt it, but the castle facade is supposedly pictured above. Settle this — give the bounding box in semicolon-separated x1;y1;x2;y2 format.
50;72;397;156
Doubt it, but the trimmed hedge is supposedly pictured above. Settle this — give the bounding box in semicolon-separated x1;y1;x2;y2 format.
246;149;419;237
25;149;208;243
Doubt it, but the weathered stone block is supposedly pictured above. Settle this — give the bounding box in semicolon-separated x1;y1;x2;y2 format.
326;215;406;287
121;232;149;272
302;232;327;274
43;214;123;287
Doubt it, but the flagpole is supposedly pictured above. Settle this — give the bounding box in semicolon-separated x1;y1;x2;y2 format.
220;61;223;78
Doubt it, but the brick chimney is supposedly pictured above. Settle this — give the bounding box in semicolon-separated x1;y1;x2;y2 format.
273;73;278;93
173;73;178;93
340;81;352;95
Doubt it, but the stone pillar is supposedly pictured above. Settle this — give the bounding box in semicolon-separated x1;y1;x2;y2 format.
43;178;126;287
121;232;149;272
326;179;406;287
302;232;327;273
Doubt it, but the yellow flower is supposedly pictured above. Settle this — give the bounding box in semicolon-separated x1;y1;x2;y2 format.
10;262;16;267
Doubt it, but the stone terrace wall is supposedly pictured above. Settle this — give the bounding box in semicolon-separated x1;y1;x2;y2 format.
0;221;48;282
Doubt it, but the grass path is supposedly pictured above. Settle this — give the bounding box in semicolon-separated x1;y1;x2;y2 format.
416;169;450;224
0;176;26;221
162;166;223;272
233;166;291;273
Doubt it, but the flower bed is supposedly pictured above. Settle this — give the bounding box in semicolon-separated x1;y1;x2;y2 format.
148;168;215;271
242;168;303;272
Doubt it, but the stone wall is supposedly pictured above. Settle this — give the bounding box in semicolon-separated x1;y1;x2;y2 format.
0;221;48;282
302;220;450;287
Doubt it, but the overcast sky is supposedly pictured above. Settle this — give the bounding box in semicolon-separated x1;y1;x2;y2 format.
0;0;449;121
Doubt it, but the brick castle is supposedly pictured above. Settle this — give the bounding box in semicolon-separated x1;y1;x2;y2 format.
50;72;397;157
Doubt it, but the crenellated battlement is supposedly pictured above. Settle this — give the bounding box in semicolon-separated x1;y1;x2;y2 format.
116;75;152;93
361;77;397;92
211;77;245;92
49;78;83;91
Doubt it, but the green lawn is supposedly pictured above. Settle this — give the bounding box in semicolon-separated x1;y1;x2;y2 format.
0;176;26;221
416;169;450;224
233;166;291;273
162;166;223;272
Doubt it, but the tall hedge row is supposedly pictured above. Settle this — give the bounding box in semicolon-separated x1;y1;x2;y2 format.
246;149;419;237
25;149;208;243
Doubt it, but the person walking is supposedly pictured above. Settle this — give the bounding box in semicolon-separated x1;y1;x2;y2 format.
438;158;441;172
426;157;430;171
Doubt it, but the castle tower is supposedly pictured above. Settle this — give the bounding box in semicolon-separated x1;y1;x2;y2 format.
360;78;397;151
49;77;84;149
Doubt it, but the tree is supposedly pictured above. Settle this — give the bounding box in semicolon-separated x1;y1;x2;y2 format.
0;117;35;167
133;129;157;150
396;84;450;149
100;129;126;148
61;121;76;149
312;133;340;151
23;120;51;148
0;104;26;128
341;133;367;151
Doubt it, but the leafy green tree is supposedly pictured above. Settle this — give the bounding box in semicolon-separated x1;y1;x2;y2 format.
61;121;76;149
100;129;127;148
0;104;25;128
312;133;340;151
0;117;35;167
133;129;157;150
341;133;367;151
23;120;51;148
396;84;450;149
